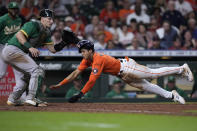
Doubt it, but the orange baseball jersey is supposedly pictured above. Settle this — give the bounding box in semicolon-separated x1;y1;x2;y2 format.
78;52;121;94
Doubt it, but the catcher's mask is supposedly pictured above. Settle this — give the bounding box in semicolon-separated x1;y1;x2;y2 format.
39;9;54;18
77;40;94;53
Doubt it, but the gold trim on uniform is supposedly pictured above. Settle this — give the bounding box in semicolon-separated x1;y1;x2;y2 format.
20;30;28;38
44;42;53;45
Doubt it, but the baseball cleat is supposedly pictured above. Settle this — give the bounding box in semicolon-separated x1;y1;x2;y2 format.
172;90;185;104
25;99;47;107
7;100;24;106
182;63;193;82
25;99;37;106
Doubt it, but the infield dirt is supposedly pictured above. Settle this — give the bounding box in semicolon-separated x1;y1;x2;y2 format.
0;103;197;116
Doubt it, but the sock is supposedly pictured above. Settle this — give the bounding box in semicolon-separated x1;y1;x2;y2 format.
141;80;173;99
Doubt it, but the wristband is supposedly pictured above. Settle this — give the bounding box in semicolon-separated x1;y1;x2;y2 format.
24;42;32;49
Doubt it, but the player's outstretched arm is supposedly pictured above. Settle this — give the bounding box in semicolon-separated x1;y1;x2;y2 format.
49;69;82;89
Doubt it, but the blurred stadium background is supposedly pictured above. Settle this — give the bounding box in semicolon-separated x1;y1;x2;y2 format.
0;0;197;103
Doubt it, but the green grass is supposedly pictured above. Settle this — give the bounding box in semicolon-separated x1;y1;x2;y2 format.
0;111;197;131
184;110;197;113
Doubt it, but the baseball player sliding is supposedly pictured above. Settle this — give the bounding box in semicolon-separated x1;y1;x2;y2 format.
2;9;79;106
50;40;193;104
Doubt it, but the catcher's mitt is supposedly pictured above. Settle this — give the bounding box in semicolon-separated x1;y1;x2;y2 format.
62;29;80;44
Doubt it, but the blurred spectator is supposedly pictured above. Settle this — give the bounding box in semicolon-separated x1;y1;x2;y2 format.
130;0;147;14
169;37;182;50
187;0;197;11
118;24;134;48
79;0;99;23
126;3;150;25
85;15;99;36
154;0;167;13
191;38;197;50
108;18;121;36
126;37;144;50
20;0;39;20
187;11;197;20
35;0;48;10
56;20;65;31
50;17;60;31
105;79;128;99
175;0;193;17
93;0;107;9
65;76;92;99
49;0;69;17
182;30;193;50
0;0;7;16
151;7;162;26
148;35;164;50
165;76;188;98
98;21;113;43
136;23;153;48
51;29;62;44
162;0;185;28
148;16;160;34
71;4;87;25
71;19;85;37
64;16;74;30
118;0;134;23
106;40;122;50
156;20;178;49
94;32;107;50
187;18;197;39
128;18;138;34
111;33;125;49
60;0;75;5
106;40;115;49
99;0;119;24
86;26;99;42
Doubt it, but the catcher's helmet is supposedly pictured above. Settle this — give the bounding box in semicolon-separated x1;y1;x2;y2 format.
77;40;94;53
40;9;54;18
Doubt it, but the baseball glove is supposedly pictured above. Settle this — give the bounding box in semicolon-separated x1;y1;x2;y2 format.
68;92;84;103
62;29;80;45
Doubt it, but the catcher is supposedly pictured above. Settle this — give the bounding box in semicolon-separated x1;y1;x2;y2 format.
2;9;79;106
50;40;193;104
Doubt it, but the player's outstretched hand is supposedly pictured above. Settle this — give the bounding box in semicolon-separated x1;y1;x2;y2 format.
49;84;61;89
68;92;84;103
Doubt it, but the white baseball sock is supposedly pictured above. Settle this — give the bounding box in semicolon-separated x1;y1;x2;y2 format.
141;79;172;98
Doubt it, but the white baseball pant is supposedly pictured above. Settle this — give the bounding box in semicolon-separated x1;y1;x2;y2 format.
119;58;184;98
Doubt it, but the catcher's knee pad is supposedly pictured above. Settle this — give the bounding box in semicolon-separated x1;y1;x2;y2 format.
32;67;45;78
27;67;45;100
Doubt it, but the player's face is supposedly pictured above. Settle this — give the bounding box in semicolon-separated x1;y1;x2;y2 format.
41;17;53;28
8;8;19;18
81;49;92;60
